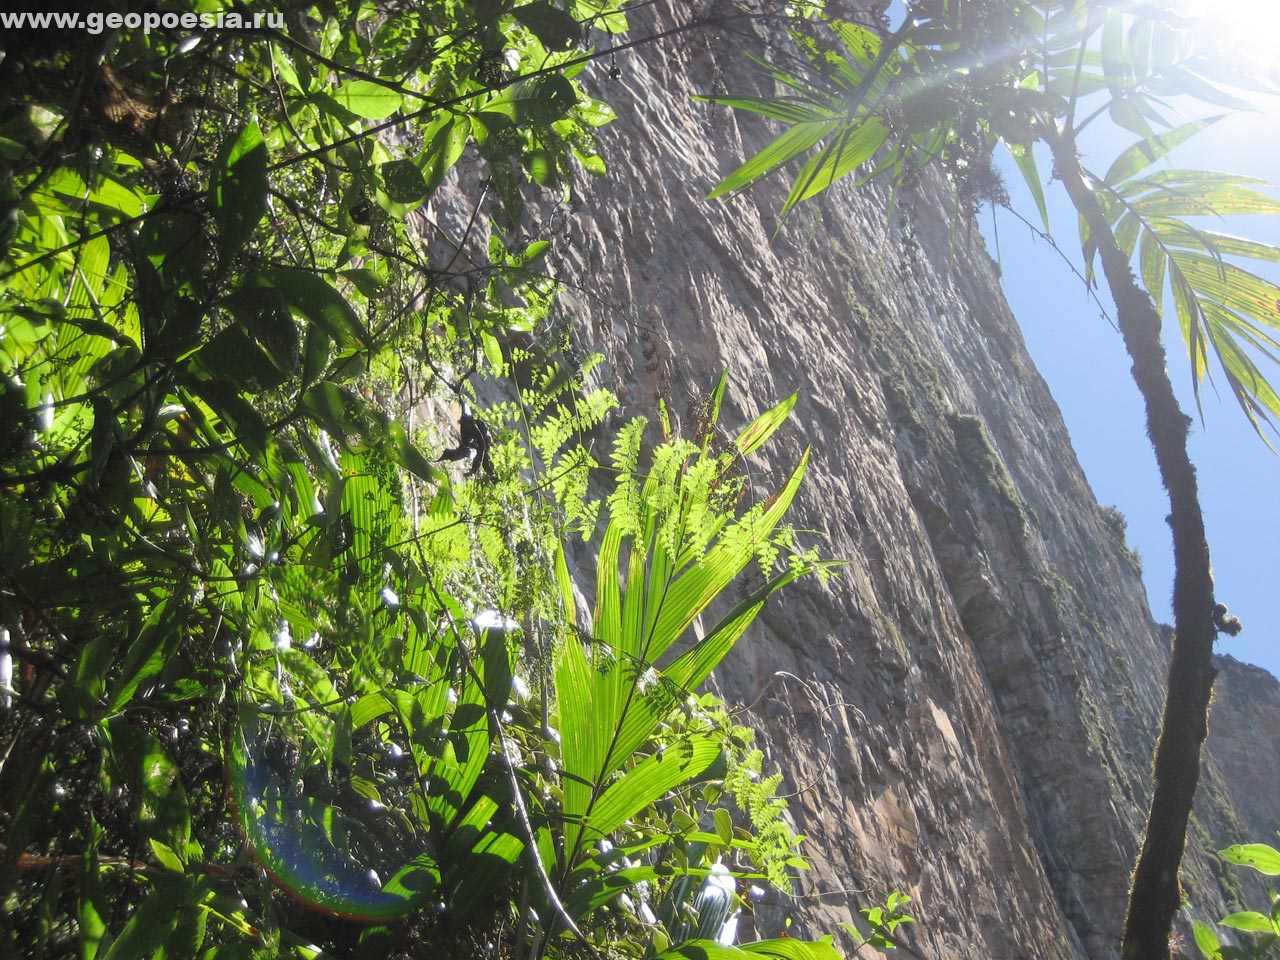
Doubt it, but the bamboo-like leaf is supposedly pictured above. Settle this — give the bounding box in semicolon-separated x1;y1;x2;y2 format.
707;120;841;200
1169;261;1209;388
1008;143;1050;232
1138;229;1166;317
830;19;882;70
556;632;610;860
697;95;834;125
663;565;814;695
1103;116;1223;186
736;391;798;457
1122;171;1280;218
781;119;889;217
651;938;843;960
1114;210;1141;260
1100;10;1129;100
1170;249;1280;323
210;123;267;261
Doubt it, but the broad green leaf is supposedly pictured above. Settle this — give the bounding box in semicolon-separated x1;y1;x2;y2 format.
260;267;366;347
741;938;843;960
381;159;429;204
105;598;186;713
421;116;470;193
210;123;267;261
1108;96;1156;141
100;878;205;960
386;421;447;484
189;325;290;392
1221;843;1280;875
512;1;581;50
1219;911;1276;932
1100;10;1129;100
380;853;441;908
332;80;404;119
585;737;720;841
1193;919;1223;959
106;721;194;861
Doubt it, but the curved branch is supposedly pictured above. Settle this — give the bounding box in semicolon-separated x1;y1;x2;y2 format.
1044;122;1218;960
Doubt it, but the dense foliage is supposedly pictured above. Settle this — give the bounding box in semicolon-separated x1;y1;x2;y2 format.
0;2;864;958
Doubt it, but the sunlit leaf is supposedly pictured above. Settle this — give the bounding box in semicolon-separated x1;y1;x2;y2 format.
332;80;404;119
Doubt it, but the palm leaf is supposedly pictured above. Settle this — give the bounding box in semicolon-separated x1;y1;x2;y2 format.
707;120;842;200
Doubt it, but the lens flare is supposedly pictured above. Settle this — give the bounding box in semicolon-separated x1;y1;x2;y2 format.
227;704;439;921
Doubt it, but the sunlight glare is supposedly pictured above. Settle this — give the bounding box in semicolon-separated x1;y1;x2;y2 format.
1182;0;1280;73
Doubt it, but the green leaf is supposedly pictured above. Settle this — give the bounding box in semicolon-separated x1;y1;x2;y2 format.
697;95;834;125
381;159;429;204
386;421;447;484
781;119;890;217
107;720;193;860
652;938;842;960
260;267;367;347
1221;843;1280;875
714;807;733;845
512;1;581;50
421;116;470;193
1007;143;1049;232
1220;911;1276;933
707;120;839;200
332;80;404;119
736;391;797;456
189;325;290;393
100;877;206;960
1123;171;1280;218
210;123;268;261
741;938;843;960
1104;116;1223;186
105;598;186;713
78;820;107;960
1193;919;1223;959
586;737;721;842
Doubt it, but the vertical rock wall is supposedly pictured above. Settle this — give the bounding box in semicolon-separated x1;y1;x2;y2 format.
424;2;1276;955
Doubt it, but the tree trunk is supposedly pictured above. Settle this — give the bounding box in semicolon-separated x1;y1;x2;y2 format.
1044;124;1220;960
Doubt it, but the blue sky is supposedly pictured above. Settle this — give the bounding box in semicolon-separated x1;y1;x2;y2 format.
883;0;1280;678
991;110;1280;680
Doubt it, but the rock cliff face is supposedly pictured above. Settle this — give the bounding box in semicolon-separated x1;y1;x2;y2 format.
428;2;1277;956
1209;656;1280;851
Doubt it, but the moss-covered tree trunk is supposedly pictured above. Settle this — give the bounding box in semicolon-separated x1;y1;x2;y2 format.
1045;124;1219;960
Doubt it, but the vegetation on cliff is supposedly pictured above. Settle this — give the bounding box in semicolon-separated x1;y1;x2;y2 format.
706;1;1280;957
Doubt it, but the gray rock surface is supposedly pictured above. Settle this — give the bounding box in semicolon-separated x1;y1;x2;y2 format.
422;2;1278;955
